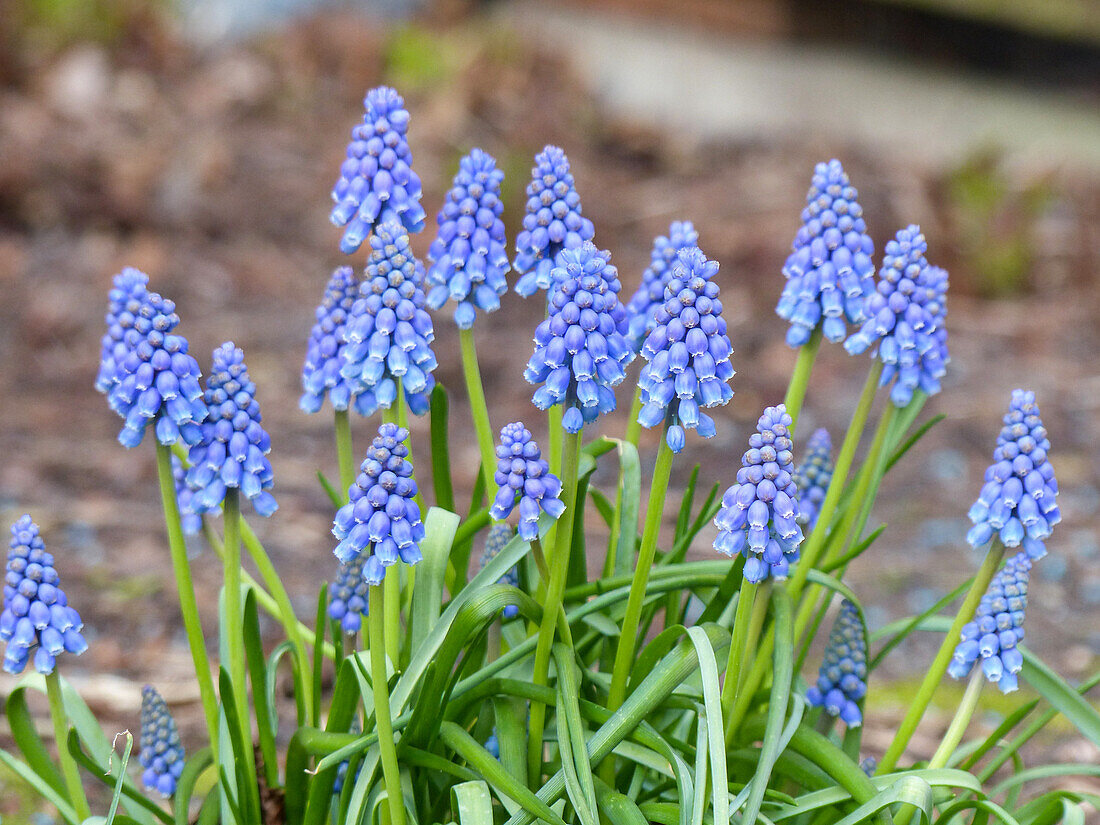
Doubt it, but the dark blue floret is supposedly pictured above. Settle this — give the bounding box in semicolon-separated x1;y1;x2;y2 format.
329;553;369;634
427;148;510;328
1;516;87;675
139;685;185;797
636;246;735;453
331;86;425;253
806;600;867;726
713;405;803;582
479;523;521;619
172;455;205;536
301;267;374;415
489;424;565;542
625;221;700;352
793;428;832;530
96;267;150;393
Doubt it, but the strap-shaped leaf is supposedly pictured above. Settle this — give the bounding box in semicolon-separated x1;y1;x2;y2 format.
452;780;494;825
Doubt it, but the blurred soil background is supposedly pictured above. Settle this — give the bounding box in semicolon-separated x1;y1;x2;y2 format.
2;0;1100;816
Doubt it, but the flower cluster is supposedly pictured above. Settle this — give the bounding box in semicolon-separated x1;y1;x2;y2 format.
524;243;633;433
625;221;700;352
139;685;185;797
967;390;1059;559
949;551;1031;693
713;405;803;582
96;267;150;393
636;246;735;453
301;267;371;415
806;600;867;726
480;523;520;619
331;86;425;254
329;553;369;634
172;455;205;536
1;516;87;675
332;424;424;583
489;423;565;541
513;146;595;297
427;148;510;328
793;428;833;530
776;160;876;348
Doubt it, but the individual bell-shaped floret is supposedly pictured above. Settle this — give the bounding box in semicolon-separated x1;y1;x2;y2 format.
331;86;425;254
949;551;1032;693
341;222;437;417
328;553;370;634
793;428;833;530
301;266;375;415
1;516;88;675
427;148;510;328
479;523;521;619
332;424;424;583
776;160;876;348
186;343;277;517
636;246;735;453
96;267;150;393
625;221;700;353
489;423;565;541
139;685;185;797
806;600;867;726
967;390;1059;560
713;405;804;582
513;146;595;297
171;455;206;536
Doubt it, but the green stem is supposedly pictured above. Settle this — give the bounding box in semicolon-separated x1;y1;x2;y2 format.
783;326;822;435
459;327;499;499
605;387;644;579
547;406;563;480
720;581;759;715
624;384;643;448
930;668;984;769
369;585;407;825
334;409;356;497
222;490;249;742
46;671;90;821
382;394;406;667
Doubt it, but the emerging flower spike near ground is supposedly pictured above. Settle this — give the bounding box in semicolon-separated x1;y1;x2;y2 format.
186;343;277;517
625;221;700;352
967;390;1060;559
793;428;833;530
301;266;371;415
489;423;565;541
332;423;424;582
427;148;510;328
328;553;369;634
806;599;867;726
524;242;634;433
171;455;205;536
949;551;1032;693
513;145;595;297
636;246;735;453
139;685;185;797
331;86;425;254
776;160;876;347
713;405;803;582
342;222;437;417
1;516;87;675
96;267;150;393
479;523;521;618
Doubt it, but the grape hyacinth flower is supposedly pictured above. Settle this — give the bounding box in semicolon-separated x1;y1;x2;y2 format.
426;148;510;328
186;343;277;517
524;242;634;433
806;600;867;726
332;424;424;583
1;516;88;675
139;685;185;797
479;523;521;619
776;160;876;347
793;428;833;530
331;86;425;254
171;455;205;536
489;423;565;541
341;222;437;417
95;267;150;393
328;553;370;634
949;551;1032;693
625;221;700;352
636;246;735;453
513;146;596;297
301;266;371;415
713;405;804;582
967;390;1060;559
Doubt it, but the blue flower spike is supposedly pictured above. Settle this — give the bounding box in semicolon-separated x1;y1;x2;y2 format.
513;146;596;297
793;428;833;530
1;516;88;675
524;243;634;432
332;423;424;583
96;267;150;393
489;423;565;541
328;554;370;634
479;523;521;619
171;455;206;536
967;390;1059;559
331;86;425;254
949;551;1032;693
427;148;510;328
776;160;876;347
636;246;735;453
713;405;803;582
341;221;437;417
625;221;700;352
186;343;277;517
139;685;185;797
806;599;867;726
301;266;373;415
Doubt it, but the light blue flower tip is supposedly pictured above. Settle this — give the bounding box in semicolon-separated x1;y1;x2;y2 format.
793;428;832;530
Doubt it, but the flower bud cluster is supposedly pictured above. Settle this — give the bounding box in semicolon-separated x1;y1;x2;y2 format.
806;600;867;726
139;685;185;797
301;267;371;415
479;523;521;619
625;221;699;352
329;553;369;634
793;428;833;530
96;267;150;393
489;423;565;541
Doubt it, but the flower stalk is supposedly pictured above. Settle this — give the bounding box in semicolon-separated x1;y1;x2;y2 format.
369;584;407;825
46;670;90;820
459;326;498;499
334;409;356;496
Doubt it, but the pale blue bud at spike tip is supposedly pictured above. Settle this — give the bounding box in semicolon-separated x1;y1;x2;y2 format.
489;423;565;542
1;516;87;675
139;685;185;797
171;455;207;536
806;600;867;726
186;343;277;518
513;146;595;297
776;160;876;348
479;523;521;619
96;267;150;393
427;148;510;328
793;428;832;530
331;423;424;583
949;551;1032;693
967;390;1059;560
106;287;207;449
333;720;362;795
341;221;437;417
331;86;425;253
713;405;804;583
301;266;375;416
328;553;369;634
523;242;634;432
636;246;735;453
625;221;700;353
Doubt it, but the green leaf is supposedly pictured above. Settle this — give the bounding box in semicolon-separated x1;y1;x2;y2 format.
884;413;946;474
243;591;280;789
609;439;641;579
217;669;260;824
67;731;166;825
317;471;343;509
451;781;494;825
312;584;328;727
0;748;78;823
829;775;933;825
6;686;66;798
685;626;728;825
102;730;133;825
553;644;598;825
411;507;462;652
173;748;214;825
1020;647;1100;751
430;384;456;513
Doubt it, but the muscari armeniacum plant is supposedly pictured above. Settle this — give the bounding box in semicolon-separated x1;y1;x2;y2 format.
139;685;185;797
806;599;867;726
793;427;832;530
